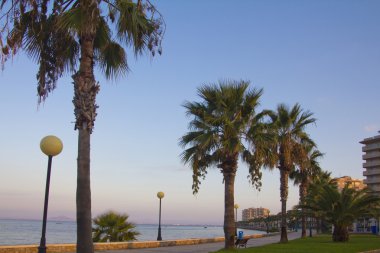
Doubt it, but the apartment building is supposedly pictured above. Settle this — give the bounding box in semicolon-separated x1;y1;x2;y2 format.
360;131;380;195
335;176;366;191
242;207;270;221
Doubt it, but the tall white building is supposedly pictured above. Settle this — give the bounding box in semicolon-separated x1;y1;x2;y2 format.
360;131;380;195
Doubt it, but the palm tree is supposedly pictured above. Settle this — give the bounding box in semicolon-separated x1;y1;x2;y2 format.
270;103;316;243
303;170;334;234
92;211;140;242
179;80;265;249
305;185;380;242
290;143;323;238
1;1;164;252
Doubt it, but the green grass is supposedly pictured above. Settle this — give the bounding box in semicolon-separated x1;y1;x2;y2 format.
214;234;380;253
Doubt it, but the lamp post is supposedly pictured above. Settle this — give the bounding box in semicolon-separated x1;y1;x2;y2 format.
38;135;63;253
157;191;164;241
234;204;239;236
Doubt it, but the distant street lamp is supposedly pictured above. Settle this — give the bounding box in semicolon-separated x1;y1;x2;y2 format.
234;204;239;236
234;204;239;223
38;135;63;253
157;191;165;241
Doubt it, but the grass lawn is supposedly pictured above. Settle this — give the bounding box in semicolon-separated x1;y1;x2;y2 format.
214;234;380;253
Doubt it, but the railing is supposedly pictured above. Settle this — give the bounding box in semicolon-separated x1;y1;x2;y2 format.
363;169;380;176
363;178;380;184
363;151;380;160
363;160;380;168
362;144;380;152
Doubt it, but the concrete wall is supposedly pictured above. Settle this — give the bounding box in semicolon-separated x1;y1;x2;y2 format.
0;234;268;253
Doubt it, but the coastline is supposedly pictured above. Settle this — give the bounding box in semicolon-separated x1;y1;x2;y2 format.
0;219;263;246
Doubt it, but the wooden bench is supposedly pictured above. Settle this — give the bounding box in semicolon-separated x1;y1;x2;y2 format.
235;238;249;248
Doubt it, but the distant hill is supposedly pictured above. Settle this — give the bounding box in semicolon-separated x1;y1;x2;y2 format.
48;216;74;221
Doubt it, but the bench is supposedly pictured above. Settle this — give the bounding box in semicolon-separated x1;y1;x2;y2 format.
235;238;249;248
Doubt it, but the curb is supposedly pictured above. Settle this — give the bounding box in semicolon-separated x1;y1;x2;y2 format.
0;233;278;253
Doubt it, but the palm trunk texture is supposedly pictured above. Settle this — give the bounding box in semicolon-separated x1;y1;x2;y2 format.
300;179;307;238
333;225;349;242
76;129;93;253
301;214;306;238
223;169;236;249
280;169;289;243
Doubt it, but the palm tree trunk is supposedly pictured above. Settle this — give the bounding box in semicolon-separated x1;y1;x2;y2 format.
223;169;236;249
73;1;100;251
300;179;307;238
76;128;93;253
280;169;289;243
316;217;321;234
332;224;349;242
301;213;306;238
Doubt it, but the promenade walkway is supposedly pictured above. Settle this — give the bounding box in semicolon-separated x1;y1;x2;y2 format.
96;231;302;253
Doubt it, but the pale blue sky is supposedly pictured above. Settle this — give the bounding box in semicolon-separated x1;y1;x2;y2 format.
0;0;379;225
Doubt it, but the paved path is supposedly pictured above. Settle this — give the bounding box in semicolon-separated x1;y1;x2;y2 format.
96;231;302;253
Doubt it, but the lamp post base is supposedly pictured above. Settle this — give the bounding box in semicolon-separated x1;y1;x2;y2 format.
157;227;162;241
38;245;46;253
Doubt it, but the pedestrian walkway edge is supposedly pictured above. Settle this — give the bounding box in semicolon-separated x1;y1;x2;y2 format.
0;233;280;253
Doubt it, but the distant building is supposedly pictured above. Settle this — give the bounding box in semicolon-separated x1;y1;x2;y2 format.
360;131;380;195
242;207;270;221
334;176;366;191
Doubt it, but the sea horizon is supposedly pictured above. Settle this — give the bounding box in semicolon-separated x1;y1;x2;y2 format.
0;217;224;227
0;219;262;246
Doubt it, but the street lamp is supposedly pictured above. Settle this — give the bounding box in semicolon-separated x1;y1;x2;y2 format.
38;135;63;253
157;191;165;241
234;204;239;223
234;204;239;236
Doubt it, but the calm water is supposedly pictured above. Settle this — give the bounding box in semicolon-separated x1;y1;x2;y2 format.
0;219;262;245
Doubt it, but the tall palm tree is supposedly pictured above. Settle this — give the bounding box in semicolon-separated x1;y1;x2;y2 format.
270;103;316;243
1;1;164;252
305;185;380;242
290;143;323;238
179;80;265;249
92;211;140;242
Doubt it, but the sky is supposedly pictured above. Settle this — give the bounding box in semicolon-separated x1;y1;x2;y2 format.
0;0;379;225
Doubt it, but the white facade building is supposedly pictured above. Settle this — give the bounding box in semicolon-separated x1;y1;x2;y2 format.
360;131;380;195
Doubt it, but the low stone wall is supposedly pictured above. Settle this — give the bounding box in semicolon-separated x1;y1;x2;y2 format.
0;233;269;253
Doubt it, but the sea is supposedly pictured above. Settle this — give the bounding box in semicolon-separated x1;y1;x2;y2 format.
0;219;262;245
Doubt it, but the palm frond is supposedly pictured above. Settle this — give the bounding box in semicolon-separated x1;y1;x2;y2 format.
97;40;128;79
56;6;85;34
